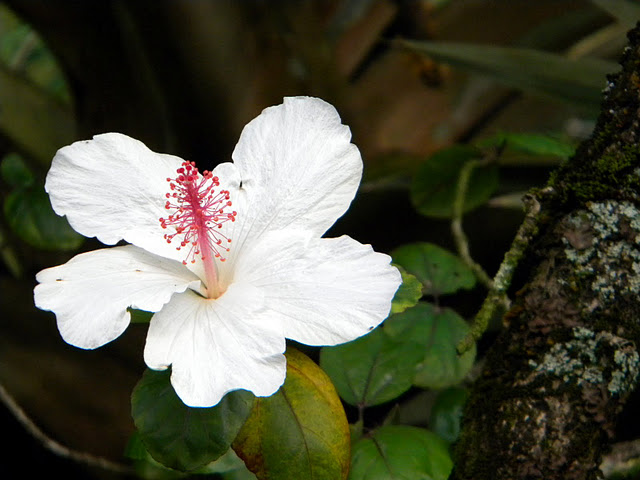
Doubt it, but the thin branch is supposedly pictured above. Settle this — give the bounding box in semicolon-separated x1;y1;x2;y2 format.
0;381;134;475
451;157;494;289
457;191;543;354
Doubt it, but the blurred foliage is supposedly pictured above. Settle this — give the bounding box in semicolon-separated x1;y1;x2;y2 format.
398;38;617;110
1;0;638;479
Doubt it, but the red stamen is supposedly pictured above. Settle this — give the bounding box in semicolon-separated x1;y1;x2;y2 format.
159;161;237;266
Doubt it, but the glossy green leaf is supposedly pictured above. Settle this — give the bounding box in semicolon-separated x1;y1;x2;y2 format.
320;327;424;407
131;368;254;472
430;387;469;443
349;425;452;480
233;348;350;480
410;145;498;219
391;242;476;296
398;39;617;109
479;132;576;158
391;266;422;314
1;153;34;187
4;185;83;250
385;303;476;389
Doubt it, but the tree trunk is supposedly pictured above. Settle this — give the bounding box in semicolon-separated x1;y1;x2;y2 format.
452;23;640;480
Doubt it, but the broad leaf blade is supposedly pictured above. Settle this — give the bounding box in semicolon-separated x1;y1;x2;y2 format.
233;348;350;480
410;145;498;219
391;242;476;296
320;327;424;408
349;425;452;480
131;369;254;472
385;303;476;389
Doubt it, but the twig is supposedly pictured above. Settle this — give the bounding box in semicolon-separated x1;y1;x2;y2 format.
0;380;134;475
451;157;494;289
457;192;543;354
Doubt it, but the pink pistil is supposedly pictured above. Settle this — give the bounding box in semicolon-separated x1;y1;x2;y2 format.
159;161;237;298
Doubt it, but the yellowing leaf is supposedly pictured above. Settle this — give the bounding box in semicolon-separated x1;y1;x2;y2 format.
233;348;350;480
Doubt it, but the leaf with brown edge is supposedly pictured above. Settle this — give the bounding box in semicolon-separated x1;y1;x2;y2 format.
232;347;350;480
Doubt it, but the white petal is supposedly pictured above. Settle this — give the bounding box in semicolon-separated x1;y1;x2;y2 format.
34;245;202;350
46;133;211;264
230;97;362;246
144;283;286;407
234;231;402;346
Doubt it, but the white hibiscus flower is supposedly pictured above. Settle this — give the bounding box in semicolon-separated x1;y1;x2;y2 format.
34;97;401;407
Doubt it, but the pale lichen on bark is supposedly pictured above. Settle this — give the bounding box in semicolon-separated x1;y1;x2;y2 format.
452;24;640;480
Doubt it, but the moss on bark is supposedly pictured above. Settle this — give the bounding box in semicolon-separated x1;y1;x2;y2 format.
452;24;640;480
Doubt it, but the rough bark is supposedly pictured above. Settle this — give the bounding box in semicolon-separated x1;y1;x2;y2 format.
451;24;640;480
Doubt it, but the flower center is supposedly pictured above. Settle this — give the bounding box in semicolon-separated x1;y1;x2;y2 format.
159;161;237;297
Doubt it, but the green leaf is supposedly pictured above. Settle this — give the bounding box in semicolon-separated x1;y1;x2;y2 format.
131;368;254;472
0;3;73;164
362;151;424;184
233;348;350;480
1;153;34;187
349;425;452;480
0;4;70;101
385;303;476;389
430;387;469;443
391;266;422;314
222;467;259;480
128;308;153;324
4;184;83;250
591;0;640;28
479;132;576;158
198;449;254;475
391;242;476;296
0;63;74;166
126;431;257;479
398;39;617;109
319;327;424;407
124;432;183;479
410;145;498;219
